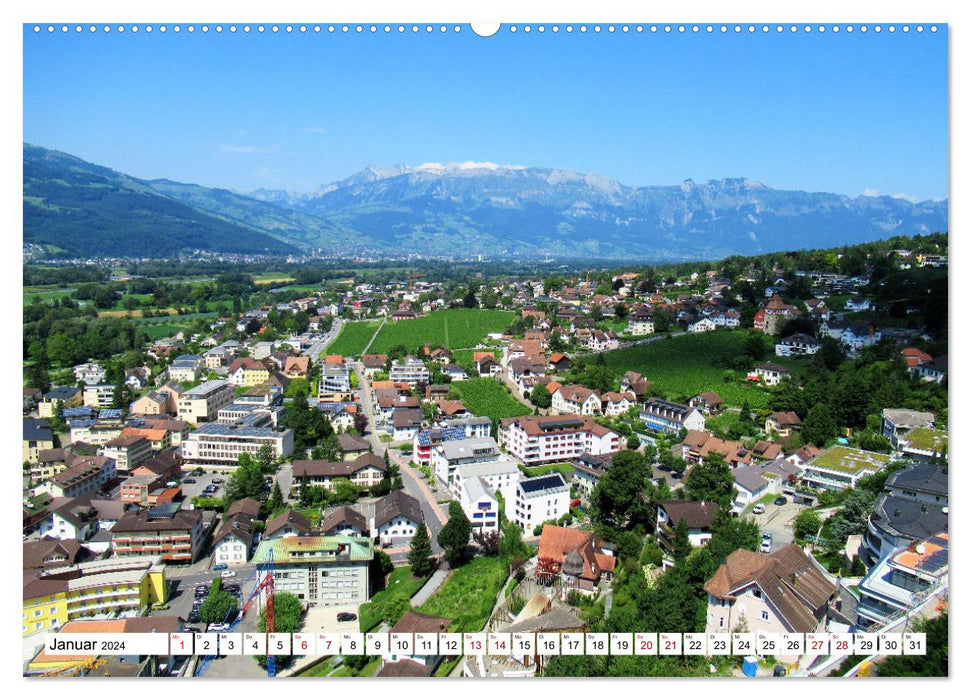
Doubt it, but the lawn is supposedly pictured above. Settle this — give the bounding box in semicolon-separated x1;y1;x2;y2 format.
138;323;187;341
367;308;515;355
449;378;531;423
326;320;382;357
358;565;430;632
418;556;508;633
519;462;575;479
602;330;775;408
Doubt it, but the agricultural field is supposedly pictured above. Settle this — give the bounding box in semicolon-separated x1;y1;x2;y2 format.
326;320;382;357
418;556;508;633
450;378;531;423
367;309;515;355
23;287;76;305
602;330;775;408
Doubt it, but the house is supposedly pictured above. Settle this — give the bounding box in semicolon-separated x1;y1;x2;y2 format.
283;356;311;380
759;294;801;334
820;319;882;352
687;316;716;333
499;415;620;466
319;506;370;538
211;498;262;566
451;458;521;508
856;532;948;628
38;499;101;542
547;353;571;374
24;418;55;464
124;367;151;390
251;536;372;606
655;500;719;554
751;440;784;462
476;355;501;377
583;329;620;352
704;544;837;657
264;509;315;540
551;385;602;416
98;435;152;475
601;391;637;416
689;392;724;416
775;333;821;358
337;432;371;460
620;371;652;400
251;341;276;360
731;459;802;511
130;387;179;416
177;379;235;424
111;505;206;563
227;357;270;387
845;297;872;311
73;362;107;386
680;431;753;469
374;490;424;546
785;444;824;468
861;465;948;567
748;362;791;386
431;436;501;484
167;354;204;383
392;409;424;441
536;525;617;594
425;384;451;402
570;452;616;498
40;454;116;500
911;355;947;383
378;611;453;675
510;473;571;533
901;347;933;369
765;411;802;437
626;308;655;336
456;475;501;534
293;453;387;492
897;427;948;464
801;445;892;492
82;384;116;409
640;398;706;434
361;354;388;377
880;408;935;449
441;364;468;381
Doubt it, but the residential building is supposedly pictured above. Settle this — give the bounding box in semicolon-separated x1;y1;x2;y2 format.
177;379;235;424
681;430;753;469
73;362;107;385
82;384;116;409
640;398;706;434
655;500;719;554
862;465;948;568
749;362;791;386
389;357;431;388
130;388;178;416
22;555;166;637
601;391;637;416
180;413;294;470
880;408;935;448
897;427;948;464
283;356;311;380
801;445;892;492
111;504;205;563
24;418;55;464
856;533;948;628
731;458;802;511
412;425;470;467
99;435;152;474
167;354;204;383
626;309;655;336
689;392;724;416
38;386;82;418
820;319;882;353
292;453;387;492
228;357;271;387
41;455;116;500
704;544;837;658
378;611;453;675
775;333;821;358
910;355;947;383
765;411;802;437
264;509;315;540
551;385;602;416
360;354;388;377
374;490;424;546
500;415;620;466
451;458;521;506
620;371;652;400
570;452;616;498
319;363;352;401
431;436;501;484
252;536;371;606
211;498;262;566
536;526;617;594
457;475;501;534
510;473;570;533
320;506;369;538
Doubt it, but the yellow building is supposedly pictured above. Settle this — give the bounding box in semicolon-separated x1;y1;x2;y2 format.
23;556;167;637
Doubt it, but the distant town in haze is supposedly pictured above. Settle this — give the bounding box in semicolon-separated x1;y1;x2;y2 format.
22;22;948;680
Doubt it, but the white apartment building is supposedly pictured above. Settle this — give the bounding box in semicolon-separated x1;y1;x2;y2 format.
82;384;116;408
509;473;571;533
499;415;620;466
389;357;431;388
181;414;294;470
177;379;235;424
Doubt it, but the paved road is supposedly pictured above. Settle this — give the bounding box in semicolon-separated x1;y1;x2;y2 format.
410;568;450;606
307;318;343;362
276;462;294;501
752;501;806;553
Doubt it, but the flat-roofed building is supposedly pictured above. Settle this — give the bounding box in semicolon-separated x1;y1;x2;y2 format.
111;504;205;563
252;536;372;607
500;414;620;466
177;379;235;424
181;412;294;470
510;473;570;533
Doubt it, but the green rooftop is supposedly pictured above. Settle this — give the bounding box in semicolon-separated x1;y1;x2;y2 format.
902;427;948;453
809;445;891;475
252;535;373;565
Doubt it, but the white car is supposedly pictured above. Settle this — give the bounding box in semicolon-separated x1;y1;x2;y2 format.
220;570;237;579
760;534;773;553
752;504;765;515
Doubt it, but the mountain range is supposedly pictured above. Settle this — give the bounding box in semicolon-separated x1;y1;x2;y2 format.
23;145;948;260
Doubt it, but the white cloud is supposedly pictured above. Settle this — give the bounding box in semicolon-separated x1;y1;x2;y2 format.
893;192;918;203
862;188;880;197
414;161;526;172
252;166;279;180
217;144;275;154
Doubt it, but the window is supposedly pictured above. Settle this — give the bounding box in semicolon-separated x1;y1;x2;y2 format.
760;611;770;622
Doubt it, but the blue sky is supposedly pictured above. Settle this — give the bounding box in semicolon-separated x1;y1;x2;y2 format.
23;24;948;200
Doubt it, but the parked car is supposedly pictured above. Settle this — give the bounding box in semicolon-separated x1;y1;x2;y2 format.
773;496;788;506
336;612;357;622
760;533;773;553
213;563;228;571
752;503;765;515
187;611;201;623
183;478;197;484
220;570;237;579
207;623;229;633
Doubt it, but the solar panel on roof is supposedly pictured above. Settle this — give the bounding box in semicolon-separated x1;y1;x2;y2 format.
540;419;584;430
520;473;567;493
69;419;97;427
99;409;123;419
919;548;948;574
62;408;94;417
147;502;181;519
928;535;948;547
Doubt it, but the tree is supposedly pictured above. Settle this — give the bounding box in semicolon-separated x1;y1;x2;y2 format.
793;509;823;540
673;518;692;562
200;578;239;624
499;521;529;563
530;383;552;409
369;549;394;591
438;501;472;567
685;453;735;510
267;482;285;513
256;443;276;473
878;614;947;677
589;450;652;532
382;592;413;626
463;286;479;308
408;523;437;577
816;336;844;371
626;434;641;451
331;479;359;505
224;453;266;503
257;592;302;669
474;529;501;556
802;403;839;446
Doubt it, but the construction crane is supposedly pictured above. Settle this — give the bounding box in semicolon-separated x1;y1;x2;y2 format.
194;548;277;678
41;658;108;677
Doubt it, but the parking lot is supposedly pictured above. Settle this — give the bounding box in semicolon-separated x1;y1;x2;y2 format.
750;500;807;553
302;607;362;635
179;471;226;500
